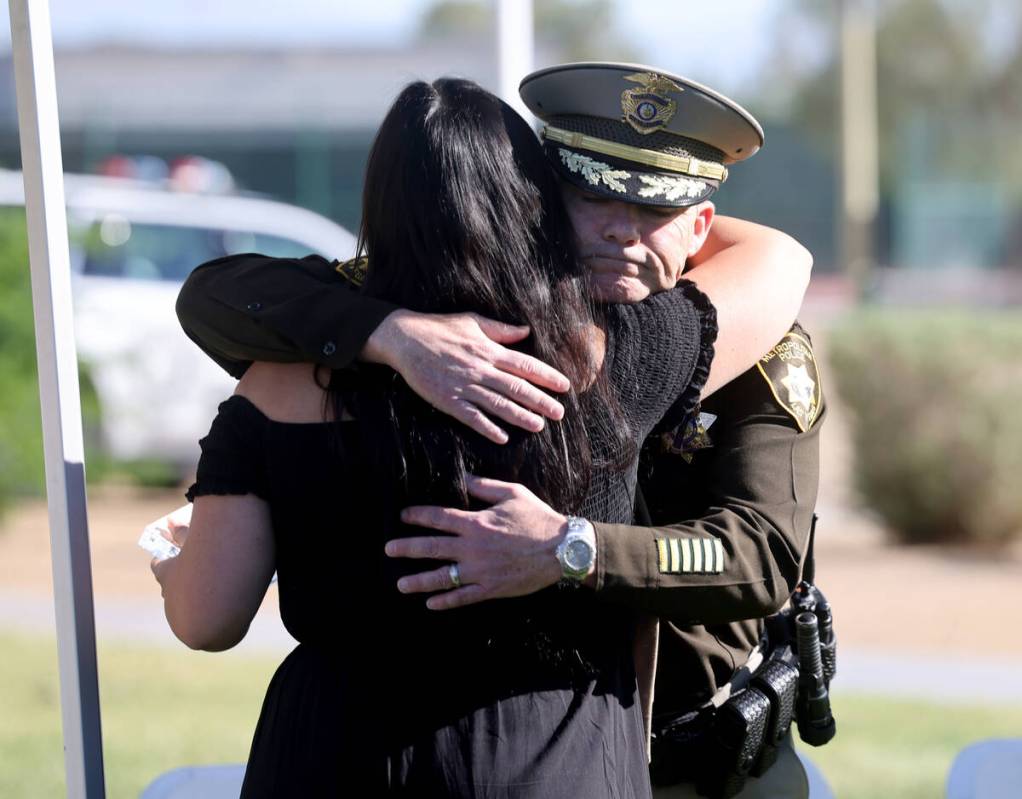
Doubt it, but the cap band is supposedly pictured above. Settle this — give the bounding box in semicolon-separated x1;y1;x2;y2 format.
543;125;728;183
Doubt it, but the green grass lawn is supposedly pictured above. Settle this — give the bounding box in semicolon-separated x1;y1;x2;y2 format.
2;630;1019;798
1;631;277;799
808;691;1022;799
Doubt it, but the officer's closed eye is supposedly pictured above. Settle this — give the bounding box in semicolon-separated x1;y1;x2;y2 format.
641;206;682;221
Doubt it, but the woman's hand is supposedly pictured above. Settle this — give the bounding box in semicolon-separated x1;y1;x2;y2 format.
362;310;571;444
150;551;178;594
162;503;192;547
147;504;193;588
386;476;570;610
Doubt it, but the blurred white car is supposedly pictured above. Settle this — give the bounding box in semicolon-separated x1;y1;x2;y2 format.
0;168;356;471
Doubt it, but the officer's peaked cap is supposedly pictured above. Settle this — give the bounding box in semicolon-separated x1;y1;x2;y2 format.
519;62;764;208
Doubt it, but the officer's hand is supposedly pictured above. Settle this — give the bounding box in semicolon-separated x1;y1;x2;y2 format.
386;476;569;609
361;310;570;444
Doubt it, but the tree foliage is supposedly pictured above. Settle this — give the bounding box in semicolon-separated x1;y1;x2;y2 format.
418;0;638;62
764;0;1022;193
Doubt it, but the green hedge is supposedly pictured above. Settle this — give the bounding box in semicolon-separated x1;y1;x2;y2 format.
828;309;1022;545
0;209;44;513
0;209;107;516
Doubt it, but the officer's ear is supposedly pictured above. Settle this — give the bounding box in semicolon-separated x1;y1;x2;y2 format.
687;201;715;257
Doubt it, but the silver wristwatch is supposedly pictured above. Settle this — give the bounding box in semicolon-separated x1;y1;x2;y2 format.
556;516;596;582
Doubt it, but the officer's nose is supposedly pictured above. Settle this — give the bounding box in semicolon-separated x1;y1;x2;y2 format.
601;204;641;247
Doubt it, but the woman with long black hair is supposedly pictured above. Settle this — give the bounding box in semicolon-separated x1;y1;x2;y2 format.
153;78;792;797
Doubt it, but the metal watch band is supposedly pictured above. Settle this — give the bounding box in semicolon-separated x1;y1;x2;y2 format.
556;515;596;582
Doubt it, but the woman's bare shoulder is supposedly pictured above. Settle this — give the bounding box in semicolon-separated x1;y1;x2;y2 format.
235;362;332;423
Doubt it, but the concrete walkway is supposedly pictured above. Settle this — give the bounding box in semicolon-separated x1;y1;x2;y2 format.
4;588;1021;705
0;588;296;656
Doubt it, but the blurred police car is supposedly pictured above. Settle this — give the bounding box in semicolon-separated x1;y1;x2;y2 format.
0;160;356;472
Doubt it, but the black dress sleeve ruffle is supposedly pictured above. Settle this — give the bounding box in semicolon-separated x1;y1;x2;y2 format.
665;277;718;425
185;395;271;502
602;280;718;433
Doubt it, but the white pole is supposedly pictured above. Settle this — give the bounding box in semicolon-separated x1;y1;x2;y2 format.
496;0;534;123
7;1;106;796
839;0;879;291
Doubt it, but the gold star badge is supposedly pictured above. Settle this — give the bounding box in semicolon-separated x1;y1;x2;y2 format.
780;363;816;411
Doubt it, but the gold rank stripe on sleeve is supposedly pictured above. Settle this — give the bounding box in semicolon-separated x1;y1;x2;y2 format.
656;537;725;574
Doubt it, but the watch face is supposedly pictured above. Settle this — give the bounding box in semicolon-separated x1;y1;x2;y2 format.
565;538;593;570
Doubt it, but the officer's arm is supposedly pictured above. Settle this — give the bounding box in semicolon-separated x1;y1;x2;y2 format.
593;343;824;624
176;253;397;379
176;253;571;442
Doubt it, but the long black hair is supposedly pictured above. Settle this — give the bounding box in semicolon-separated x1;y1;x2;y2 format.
335;78;628;513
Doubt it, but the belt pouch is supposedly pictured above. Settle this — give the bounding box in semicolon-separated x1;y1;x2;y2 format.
649;711;711;787
695;687;771;799
749;656;798;776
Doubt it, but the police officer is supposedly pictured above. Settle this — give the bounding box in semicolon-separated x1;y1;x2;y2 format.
175;64;823;797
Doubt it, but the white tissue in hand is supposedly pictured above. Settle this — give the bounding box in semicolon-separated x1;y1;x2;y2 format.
139;523;181;561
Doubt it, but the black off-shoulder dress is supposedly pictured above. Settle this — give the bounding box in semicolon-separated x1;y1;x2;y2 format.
186;286;715;798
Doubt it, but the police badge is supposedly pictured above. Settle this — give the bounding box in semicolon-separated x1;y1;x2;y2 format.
620;72;683;135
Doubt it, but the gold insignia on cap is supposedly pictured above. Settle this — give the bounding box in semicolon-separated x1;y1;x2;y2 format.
334;256;368;286
657;537;725;574
558;148;630;193
756;328;823;432
621;72;684;135
637;173;706;202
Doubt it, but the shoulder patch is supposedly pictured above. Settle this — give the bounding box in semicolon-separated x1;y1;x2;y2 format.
333;256;368;287
756;328;822;432
657;537;725;574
